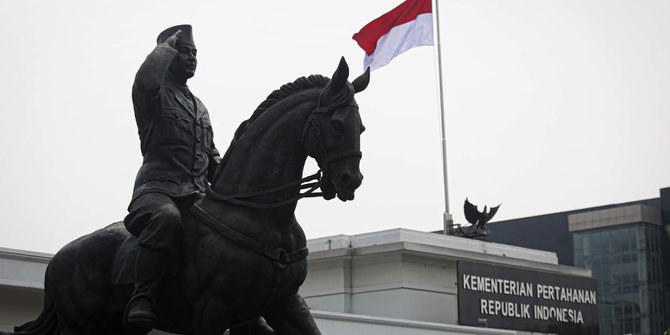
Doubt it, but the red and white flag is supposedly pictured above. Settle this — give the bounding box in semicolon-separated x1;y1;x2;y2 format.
353;0;433;70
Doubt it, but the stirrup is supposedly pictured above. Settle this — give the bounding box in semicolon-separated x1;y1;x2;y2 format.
124;293;155;329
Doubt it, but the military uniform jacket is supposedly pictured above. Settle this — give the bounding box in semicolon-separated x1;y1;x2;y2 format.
130;44;220;204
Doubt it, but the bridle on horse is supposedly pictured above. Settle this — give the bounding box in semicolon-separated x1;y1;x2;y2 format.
204;101;361;209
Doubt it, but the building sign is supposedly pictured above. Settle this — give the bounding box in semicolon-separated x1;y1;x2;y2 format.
458;260;599;334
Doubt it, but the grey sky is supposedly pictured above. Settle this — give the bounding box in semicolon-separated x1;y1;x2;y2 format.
1;0;668;253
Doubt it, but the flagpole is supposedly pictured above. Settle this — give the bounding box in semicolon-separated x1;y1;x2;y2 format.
431;0;453;235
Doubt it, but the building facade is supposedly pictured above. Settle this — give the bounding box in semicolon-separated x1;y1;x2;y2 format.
1;229;598;334
484;187;670;335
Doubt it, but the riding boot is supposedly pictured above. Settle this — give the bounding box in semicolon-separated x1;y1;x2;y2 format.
124;247;172;329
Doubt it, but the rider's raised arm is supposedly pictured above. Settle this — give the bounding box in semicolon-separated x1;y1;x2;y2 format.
133;30;181;94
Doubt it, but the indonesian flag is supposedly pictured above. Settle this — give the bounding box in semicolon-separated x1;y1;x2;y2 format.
353;0;433;70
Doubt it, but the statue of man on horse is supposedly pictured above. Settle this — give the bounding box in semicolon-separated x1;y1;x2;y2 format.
2;24;370;335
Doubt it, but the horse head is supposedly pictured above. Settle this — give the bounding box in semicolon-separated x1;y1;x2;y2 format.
303;57;370;201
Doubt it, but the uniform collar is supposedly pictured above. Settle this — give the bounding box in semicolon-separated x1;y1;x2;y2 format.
165;77;198;118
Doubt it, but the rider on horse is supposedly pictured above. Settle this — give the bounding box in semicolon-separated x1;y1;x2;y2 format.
2;53;369;335
124;24;221;328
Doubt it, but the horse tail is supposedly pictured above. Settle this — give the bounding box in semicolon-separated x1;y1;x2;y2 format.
1;267;60;335
0;301;59;335
8;302;59;335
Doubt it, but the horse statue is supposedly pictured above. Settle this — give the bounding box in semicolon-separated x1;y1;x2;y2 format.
3;57;369;335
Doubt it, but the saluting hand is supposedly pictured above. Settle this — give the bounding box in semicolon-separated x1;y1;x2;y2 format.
161;30;181;49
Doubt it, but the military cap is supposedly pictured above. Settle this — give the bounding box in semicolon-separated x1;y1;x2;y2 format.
156;24;194;46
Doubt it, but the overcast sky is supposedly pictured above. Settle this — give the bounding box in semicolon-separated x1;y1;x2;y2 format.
1;0;668;254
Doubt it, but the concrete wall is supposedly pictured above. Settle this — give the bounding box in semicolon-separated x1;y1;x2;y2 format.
0;247;50;332
312;310;521;335
0;287;43;332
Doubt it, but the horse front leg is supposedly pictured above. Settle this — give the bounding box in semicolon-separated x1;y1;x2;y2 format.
263;293;321;335
192;290;231;335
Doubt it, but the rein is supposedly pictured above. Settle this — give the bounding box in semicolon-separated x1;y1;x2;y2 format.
205;170;324;209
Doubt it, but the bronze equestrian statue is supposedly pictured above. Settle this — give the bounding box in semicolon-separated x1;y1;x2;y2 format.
1;28;370;335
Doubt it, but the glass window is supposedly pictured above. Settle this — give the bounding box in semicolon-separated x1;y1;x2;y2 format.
573;222;664;335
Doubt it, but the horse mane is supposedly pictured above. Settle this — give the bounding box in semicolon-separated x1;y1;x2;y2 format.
234;74;331;141
212;74;331;184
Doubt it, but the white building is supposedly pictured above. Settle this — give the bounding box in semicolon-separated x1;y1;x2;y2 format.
1;229;597;334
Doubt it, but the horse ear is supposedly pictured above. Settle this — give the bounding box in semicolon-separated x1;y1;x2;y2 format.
352;67;370;93
328;57;349;93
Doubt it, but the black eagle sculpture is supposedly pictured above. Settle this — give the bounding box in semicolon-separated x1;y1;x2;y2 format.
464;198;500;228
